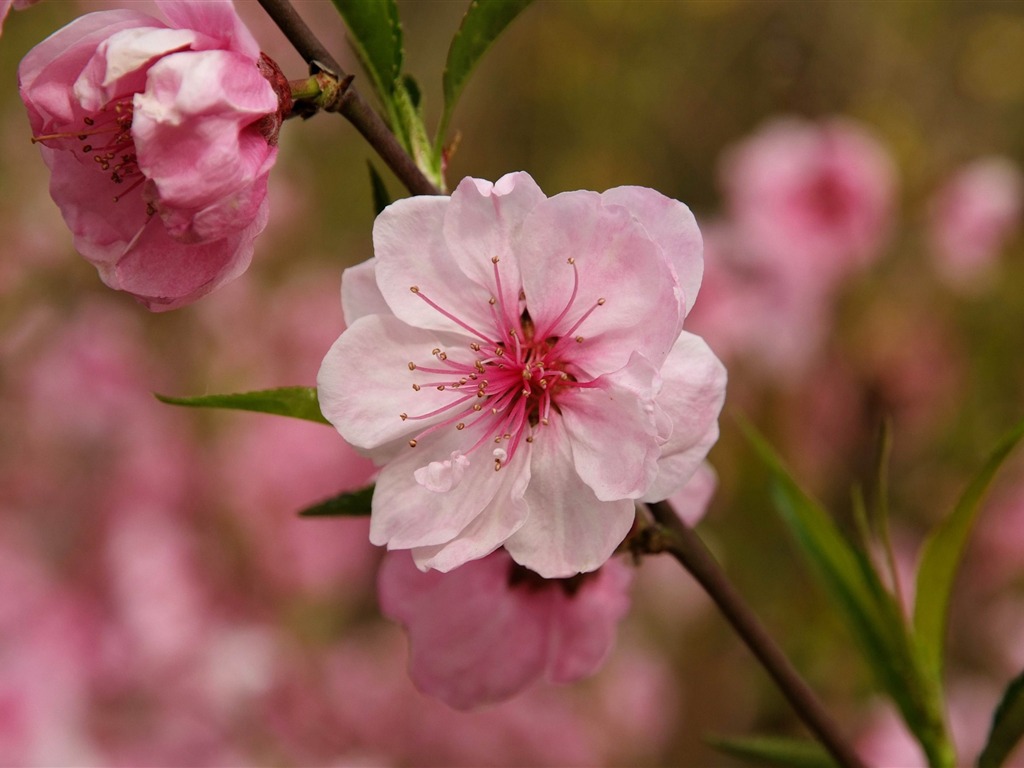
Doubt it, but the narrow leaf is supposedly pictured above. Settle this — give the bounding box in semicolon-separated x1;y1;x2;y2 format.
913;418;1024;687
741;419;952;764
331;0;403;105
395;77;444;189
437;0;533;149
367;162;392;215
706;735;837;768
979;670;1024;768
156;387;330;426
299;485;374;517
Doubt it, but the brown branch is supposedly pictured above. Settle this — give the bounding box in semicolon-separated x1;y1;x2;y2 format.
256;0;441;197
645;500;867;768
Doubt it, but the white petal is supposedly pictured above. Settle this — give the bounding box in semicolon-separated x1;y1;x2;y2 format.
642;332;727;502
504;413;636;578
559;353;662;502
316;314;476;454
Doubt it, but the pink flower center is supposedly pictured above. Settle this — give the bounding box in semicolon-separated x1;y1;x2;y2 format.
401;257;605;472
32;97;151;209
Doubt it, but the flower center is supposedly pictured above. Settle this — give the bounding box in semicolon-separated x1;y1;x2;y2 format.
400;256;605;473
32;97;151;209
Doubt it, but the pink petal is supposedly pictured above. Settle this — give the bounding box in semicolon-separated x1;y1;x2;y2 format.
518;191;683;376
441;171;545;315
378;551;553;710
505;413;636;578
156;0;261;60
665;462;718;527
74;26;197;111
341;258;390;325
19;10;159;125
641;332;727;503
132;49;278;241
369;424;528;552
109;194;266;311
559;353;662;502
410;459;531;571
316;314;476;454
601;185;704;317
547;558;633;683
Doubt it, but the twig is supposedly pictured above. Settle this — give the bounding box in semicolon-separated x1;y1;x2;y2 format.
645;500;867;768
256;0;441;197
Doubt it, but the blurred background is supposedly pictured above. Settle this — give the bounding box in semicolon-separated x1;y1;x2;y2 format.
3;1;1024;764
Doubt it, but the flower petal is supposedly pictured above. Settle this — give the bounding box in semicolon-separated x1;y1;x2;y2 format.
341;258;390;325
641;332;727;503
547;558;633;683
559;353;662;502
505;413;636;577
156;0;261;60
316;313;474;454
378;551;552;710
369;426;529;553
601;185;704;317
518;191;683;376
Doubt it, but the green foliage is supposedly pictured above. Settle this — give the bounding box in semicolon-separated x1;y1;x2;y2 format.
741;420;954;767
394;75;444;189
298;485;374;517
367;162;393;215
331;0;403;112
438;0;533;154
979;670;1024;768
705;735;837;768
913;418;1024;691
155;387;330;426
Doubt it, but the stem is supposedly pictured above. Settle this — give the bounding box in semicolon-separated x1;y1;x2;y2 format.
645;500;867;768
256;0;441;197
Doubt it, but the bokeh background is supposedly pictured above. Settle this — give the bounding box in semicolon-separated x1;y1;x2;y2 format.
3;1;1024;765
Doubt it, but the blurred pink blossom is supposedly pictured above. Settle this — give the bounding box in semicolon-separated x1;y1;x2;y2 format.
928;156;1023;290
319;171;726;578
18;0;286;310
378;548;632;709
720;116;896;286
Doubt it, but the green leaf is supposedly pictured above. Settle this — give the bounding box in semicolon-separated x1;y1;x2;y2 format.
705;735;837;768
331;0;403;107
437;0;533;151
299;485;374;517
979;669;1024;768
394;76;444;190
156;386;330;426
914;418;1024;690
367;161;392;215
740;419;954;767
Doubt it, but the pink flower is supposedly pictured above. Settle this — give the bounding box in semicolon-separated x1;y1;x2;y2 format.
928;156;1023;290
18;0;287;310
318;172;727;577
719;116;896;286
378;548;633;709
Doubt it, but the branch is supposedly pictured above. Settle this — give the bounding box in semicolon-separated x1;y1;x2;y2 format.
256;0;441;197
645;500;867;768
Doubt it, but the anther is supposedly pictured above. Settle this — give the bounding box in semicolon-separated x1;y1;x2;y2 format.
470;342;481;351
575;336;584;343
597;298;606;305
541;418;550;425
494;459;502;471
412;383;421;391
473;404;482;411
491;256;500;264
456;423;465;430
410;286;420;293
409;439;418;447
400;413;408;421
526;435;534;443
436;385;445;391
489;297;497;306
431;348;441;356
83;117;95;126
567;257;575;265
408;362;416;370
